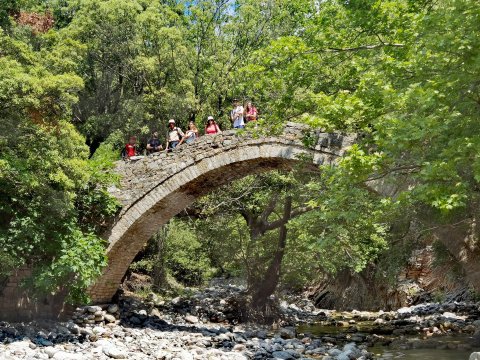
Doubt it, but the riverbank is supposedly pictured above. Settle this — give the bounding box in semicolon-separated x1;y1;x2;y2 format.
0;282;479;359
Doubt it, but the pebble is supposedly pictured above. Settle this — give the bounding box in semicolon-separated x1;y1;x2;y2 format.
104;314;116;323
185;315;199;324
100;341;128;359
107;304;119;314
44;347;58;357
38;338;53;347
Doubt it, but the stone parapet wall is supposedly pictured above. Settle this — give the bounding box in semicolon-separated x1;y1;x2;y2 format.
109;123;355;215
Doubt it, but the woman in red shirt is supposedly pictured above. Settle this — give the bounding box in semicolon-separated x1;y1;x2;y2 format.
205;116;221;135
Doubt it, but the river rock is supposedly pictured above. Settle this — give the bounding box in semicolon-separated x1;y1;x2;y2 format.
464;325;477;333
102;343;127;359
129;316;142;325
185;315;199;324
65;322;80;335
79;327;93;336
44;347;58;358
149;308;162;318
86;306;102;313
93;326;107;335
38;338;53;347
397;307;412;315
327;348;342;356
256;329;268;339
233;343;246;351
1;280;479;360
107;304;119;314
272;350;296;359
279;327;296;339
104;314;116;323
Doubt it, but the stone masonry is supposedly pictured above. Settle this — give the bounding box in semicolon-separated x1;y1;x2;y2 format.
0;266;73;321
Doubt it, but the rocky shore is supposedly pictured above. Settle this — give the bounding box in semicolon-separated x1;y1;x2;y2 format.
0;283;479;360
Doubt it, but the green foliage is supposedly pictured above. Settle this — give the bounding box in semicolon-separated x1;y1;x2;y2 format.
243;0;480;219
0;19;117;302
29;230;108;302
229;0;480;288
164;220;216;286
129;220;217;287
129;257;155;275
0;1;17;30
193;215;252;279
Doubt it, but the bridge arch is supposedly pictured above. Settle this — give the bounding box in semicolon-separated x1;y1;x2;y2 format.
89;123;356;303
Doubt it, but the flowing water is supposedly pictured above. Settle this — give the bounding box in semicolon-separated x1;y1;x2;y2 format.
298;323;476;360
370;343;473;359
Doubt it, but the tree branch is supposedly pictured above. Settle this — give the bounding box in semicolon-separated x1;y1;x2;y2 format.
304;43;405;55
260;193;280;222
365;164;421;183
262;204;315;232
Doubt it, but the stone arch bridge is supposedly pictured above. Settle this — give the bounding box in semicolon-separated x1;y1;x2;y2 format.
90;123;356;303
0;123;355;320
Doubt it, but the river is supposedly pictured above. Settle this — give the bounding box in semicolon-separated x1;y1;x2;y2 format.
299;322;475;359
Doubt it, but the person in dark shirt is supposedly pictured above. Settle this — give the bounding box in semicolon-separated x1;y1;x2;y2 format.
147;131;162;154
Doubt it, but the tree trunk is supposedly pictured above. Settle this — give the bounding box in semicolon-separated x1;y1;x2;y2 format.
250;196;292;309
153;226;169;291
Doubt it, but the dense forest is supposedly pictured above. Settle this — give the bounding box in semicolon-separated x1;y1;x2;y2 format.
1;0;479;312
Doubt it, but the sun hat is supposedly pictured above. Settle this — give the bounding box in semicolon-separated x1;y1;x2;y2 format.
168;119;175;124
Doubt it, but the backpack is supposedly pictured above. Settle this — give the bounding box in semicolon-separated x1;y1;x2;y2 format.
175;127;183;141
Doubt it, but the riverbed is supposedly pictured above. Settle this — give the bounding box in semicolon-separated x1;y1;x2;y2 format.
0;283;479;359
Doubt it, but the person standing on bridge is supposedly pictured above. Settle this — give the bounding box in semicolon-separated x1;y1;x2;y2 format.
245;101;258;123
230;99;245;129
146;131;163;154
166;119;184;151
205;116;221;135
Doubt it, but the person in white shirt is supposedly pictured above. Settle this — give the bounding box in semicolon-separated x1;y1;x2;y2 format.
166;119;184;151
230;99;245;129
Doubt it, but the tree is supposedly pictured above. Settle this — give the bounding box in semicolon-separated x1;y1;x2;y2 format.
192;169;387;319
0;20;118;301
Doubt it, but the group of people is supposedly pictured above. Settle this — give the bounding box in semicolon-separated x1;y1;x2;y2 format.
230;99;258;129
123;99;258;159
